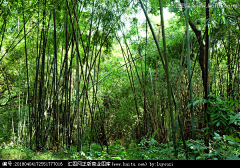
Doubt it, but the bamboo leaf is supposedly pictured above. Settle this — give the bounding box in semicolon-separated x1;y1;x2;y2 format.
212;120;218;124
187;99;207;107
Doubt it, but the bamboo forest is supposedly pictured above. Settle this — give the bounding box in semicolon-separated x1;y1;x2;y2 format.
0;0;240;161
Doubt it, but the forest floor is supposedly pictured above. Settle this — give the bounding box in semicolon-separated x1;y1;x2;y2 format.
0;141;181;160
0;137;239;160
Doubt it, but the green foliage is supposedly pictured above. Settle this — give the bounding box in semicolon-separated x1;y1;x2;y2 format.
187;133;240;160
1;0;240;161
187;99;207;107
207;95;235;134
214;133;240;160
0;109;19;143
134;137;185;160
1;136;239;160
187;95;239;137
229;113;240;126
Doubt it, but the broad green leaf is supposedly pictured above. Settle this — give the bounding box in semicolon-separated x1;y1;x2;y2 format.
214;132;220;137
229;113;240;124
226;155;240;160
203;153;213;158
228;141;238;147
225;135;240;143
221;15;225;23
213;132;222;141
